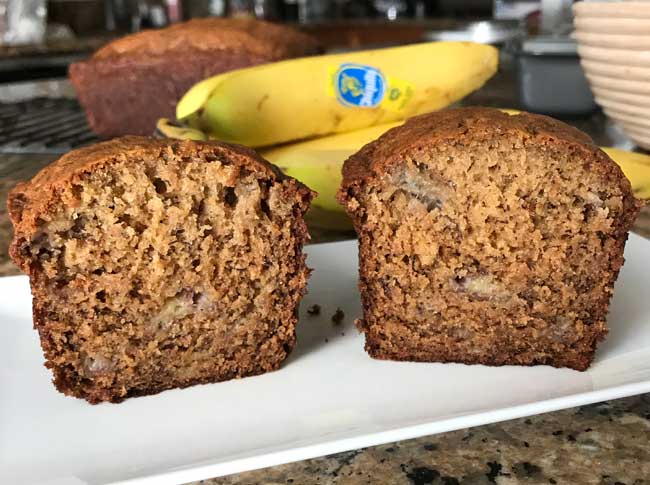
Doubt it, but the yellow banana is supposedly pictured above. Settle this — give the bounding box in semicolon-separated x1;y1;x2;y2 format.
155;118;208;141
601;147;650;199
176;73;232;121
176;41;498;147
260;122;402;213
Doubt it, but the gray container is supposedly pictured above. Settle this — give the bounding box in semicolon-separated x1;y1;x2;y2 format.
513;36;597;116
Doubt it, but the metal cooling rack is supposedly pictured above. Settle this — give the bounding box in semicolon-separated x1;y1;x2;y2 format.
0;97;96;154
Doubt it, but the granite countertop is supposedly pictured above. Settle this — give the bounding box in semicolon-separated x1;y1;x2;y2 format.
1;72;649;484
195;395;650;485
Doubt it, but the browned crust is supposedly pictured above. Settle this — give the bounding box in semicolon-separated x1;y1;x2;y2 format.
88;364;282;404
89;18;319;62
365;345;596;372
338;107;642;371
343;108;618;192
362;312;608;371
68;18;320;137
340;107;640;245
68;50;277;137
9;136;313;274
49;332;297;404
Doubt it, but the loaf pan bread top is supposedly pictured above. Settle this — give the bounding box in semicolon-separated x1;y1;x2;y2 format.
89;18;320;63
339;107;634;208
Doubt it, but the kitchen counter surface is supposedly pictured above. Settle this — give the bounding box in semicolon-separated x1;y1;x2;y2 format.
1;71;649;484
195;395;650;485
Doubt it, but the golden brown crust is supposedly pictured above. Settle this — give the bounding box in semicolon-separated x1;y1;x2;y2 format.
9;136;311;273
343;107;615;192
340;107;640;239
91;18;319;62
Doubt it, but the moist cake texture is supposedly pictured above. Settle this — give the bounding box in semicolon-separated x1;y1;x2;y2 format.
9;136;313;403
338;108;641;371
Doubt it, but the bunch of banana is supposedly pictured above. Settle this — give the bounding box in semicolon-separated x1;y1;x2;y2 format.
175;41;498;148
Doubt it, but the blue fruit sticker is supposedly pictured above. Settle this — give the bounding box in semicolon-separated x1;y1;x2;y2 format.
334;63;386;108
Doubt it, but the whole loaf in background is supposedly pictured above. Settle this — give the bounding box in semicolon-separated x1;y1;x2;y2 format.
69;18;320;138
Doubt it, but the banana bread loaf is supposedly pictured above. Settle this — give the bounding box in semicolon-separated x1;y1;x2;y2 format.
338;107;641;371
8;136;313;403
69;18;320;137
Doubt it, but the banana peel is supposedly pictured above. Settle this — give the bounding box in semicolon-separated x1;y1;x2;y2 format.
261;123;402;213
176;41;498;147
155;118;208;141
601;147;650;200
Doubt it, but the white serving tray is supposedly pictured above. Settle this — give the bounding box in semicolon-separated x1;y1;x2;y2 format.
2;234;650;485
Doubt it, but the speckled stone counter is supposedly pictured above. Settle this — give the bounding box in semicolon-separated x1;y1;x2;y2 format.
192;395;650;485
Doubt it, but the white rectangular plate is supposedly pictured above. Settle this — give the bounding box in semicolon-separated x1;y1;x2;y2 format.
2;234;650;485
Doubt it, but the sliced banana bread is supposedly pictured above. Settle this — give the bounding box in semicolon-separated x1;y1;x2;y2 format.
9;136;313;403
338;108;640;371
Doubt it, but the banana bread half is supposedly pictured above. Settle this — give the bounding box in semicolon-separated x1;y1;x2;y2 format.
338;107;641;371
8;136;313;403
69;18;320;137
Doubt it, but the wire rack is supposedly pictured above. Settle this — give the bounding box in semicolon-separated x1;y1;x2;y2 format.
0;97;97;154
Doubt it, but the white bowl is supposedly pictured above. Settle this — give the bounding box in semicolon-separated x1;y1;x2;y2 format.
602;111;650;149
604;108;650;129
575;17;650;34
578;45;650;67
599;99;650;119
628;132;650;150
574;31;650;50
573;1;650;18
586;73;650;95
574;17;650;35
621;124;650;139
580;59;650;82
574;1;650;149
617;125;650;149
592;86;650;106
